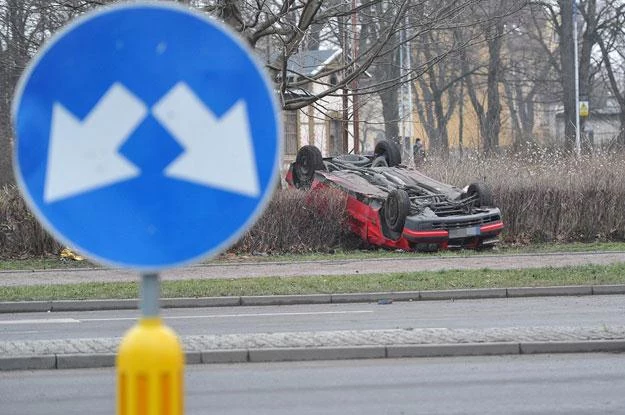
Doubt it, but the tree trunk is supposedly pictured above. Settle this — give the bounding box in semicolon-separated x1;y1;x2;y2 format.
380;87;400;143
433;94;451;155
0;108;12;186
484;21;503;153
618;112;625;148
579;0;596;151
558;0;577;152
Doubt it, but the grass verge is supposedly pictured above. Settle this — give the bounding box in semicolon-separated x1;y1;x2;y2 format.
1;263;624;302
3;242;625;271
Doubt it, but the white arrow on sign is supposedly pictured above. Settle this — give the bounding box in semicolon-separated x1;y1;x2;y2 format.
152;82;260;197
44;83;146;203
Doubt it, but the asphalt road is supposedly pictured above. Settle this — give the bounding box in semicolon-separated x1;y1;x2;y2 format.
2;294;624;342
2;353;624;414
2;251;625;286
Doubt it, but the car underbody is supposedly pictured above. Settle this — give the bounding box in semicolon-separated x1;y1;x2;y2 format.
286;141;504;252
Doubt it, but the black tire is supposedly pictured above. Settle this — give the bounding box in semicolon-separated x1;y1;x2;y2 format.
383;189;411;232
294;145;325;189
332;154;370;166
466;182;493;207
371;156;388;167
374;140;402;167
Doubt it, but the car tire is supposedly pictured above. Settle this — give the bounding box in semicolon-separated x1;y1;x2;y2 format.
332;154;370;166
294;145;325;189
466;182;493;207
383;189;410;232
374;140;402;167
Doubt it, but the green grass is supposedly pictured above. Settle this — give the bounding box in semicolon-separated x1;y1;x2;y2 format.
0;257;100;270
3;241;625;271
1;263;624;302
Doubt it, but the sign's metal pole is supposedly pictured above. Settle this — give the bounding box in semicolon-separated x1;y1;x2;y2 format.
117;273;184;415
140;273;160;317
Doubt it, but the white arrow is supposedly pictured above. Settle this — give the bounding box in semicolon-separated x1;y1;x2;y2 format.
152;82;260;197
44;83;146;203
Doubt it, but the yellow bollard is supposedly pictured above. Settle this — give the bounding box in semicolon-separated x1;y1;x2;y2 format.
116;318;184;415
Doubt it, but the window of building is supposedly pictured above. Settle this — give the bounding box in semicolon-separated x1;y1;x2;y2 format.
283;110;298;156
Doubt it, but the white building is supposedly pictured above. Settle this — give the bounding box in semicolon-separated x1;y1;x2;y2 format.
278;49;355;162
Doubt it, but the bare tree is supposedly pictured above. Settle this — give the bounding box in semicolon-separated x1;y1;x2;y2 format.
595;0;625;147
0;0;38;186
358;0;499;148
502;3;558;148
413;29;463;155
536;0;599;151
458;1;513;153
5;0;589;187
0;0;109;185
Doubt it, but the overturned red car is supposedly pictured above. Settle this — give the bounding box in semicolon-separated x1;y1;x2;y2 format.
285;140;504;251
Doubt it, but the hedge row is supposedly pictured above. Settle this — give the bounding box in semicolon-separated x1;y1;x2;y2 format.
2;150;625;258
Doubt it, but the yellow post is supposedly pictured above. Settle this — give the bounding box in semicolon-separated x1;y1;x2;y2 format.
117;318;184;415
117;273;184;415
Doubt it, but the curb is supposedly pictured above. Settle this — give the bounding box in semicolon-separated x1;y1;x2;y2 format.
2;284;625;313
3;340;625;371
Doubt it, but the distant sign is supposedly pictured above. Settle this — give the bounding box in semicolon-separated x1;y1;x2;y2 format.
12;3;282;271
580;101;589;117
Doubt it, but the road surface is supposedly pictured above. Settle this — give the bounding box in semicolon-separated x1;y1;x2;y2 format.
2;354;624;414
1;294;624;342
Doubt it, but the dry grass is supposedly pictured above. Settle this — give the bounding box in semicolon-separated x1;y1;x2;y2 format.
2;148;625;258
421;147;625;243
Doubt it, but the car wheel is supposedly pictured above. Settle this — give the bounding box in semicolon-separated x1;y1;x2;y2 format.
383;189;410;232
374;140;402;167
332;154;370;167
294;145;325;189
466;182;493;207
371;156;388;167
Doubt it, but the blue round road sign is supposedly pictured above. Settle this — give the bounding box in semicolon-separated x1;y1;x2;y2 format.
12;3;282;270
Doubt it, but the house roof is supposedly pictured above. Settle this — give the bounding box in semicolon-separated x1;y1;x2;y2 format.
285;49;342;79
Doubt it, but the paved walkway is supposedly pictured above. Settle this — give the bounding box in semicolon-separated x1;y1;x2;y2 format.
2;325;625;371
2;251;625;286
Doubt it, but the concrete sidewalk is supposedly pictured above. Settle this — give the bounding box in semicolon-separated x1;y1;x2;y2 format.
2;325;625;371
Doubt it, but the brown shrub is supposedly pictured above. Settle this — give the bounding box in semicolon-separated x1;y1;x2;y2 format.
230;187;361;254
2;149;625;259
0;185;61;258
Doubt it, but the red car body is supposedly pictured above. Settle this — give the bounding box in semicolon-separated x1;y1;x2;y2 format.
286;150;504;252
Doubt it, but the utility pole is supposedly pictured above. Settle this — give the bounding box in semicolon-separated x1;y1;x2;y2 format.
573;0;581;156
398;16;413;160
352;0;360;153
405;16;413;154
399;21;405;147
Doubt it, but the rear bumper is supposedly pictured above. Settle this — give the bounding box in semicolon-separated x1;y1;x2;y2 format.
402;217;504;249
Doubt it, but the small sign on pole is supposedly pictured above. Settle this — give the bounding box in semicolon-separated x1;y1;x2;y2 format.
580;100;589;118
12;3;281;414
